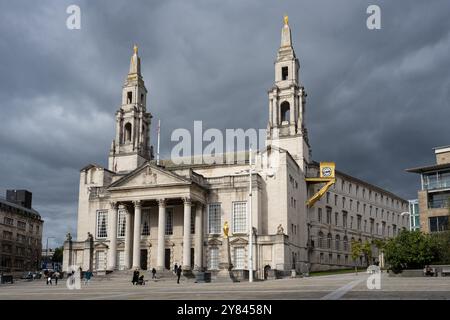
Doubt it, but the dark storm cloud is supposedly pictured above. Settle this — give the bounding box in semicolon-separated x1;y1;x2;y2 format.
1;0;449;246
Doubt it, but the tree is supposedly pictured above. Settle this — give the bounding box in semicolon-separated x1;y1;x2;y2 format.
350;239;362;273
52;246;64;263
384;229;436;273
361;241;373;267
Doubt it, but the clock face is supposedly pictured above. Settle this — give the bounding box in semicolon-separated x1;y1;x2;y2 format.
322;167;332;177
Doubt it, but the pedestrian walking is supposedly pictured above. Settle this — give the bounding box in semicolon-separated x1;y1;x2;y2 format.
54;271;60;285
173;263;178;275
132;269;139;285
151;268;156;279
46;273;52;286
84;270;92;285
176;266;182;284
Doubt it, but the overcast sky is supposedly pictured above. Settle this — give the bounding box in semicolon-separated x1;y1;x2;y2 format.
1;0;450;247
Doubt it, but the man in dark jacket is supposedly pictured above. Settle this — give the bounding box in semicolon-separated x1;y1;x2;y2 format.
132;269;139;285
176;266;182;284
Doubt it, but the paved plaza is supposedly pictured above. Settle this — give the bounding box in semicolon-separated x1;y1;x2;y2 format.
0;273;449;300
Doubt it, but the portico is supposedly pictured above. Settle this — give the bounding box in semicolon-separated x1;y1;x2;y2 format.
105;197;206;272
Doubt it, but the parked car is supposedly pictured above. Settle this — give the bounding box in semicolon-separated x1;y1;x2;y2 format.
21;272;34;280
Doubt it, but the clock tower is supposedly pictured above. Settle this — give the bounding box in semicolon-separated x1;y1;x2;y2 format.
108;45;153;172
266;16;310;170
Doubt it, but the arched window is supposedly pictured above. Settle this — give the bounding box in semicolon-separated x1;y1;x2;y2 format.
124;123;132;142
343;236;348;251
335;235;341;251
318;231;324;248
327;233;332;249
280;101;290;122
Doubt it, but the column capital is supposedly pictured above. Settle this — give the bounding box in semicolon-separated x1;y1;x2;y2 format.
133;200;141;208
118;204;128;211
110;201;118;210
183;197;192;205
158;198;166;207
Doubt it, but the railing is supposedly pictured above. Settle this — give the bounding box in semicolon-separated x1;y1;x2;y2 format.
423;177;450;190
428;199;450;209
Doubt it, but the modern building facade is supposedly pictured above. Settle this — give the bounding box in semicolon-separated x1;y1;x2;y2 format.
63;17;409;278
408;199;421;231
0;190;43;274
407;146;450;233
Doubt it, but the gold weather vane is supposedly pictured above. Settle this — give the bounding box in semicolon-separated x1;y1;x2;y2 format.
284;15;289;25
133;44;138;54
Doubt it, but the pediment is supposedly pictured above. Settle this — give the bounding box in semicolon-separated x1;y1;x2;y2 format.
207;238;222;246
94;241;109;249
230;237;248;245
108;163;191;189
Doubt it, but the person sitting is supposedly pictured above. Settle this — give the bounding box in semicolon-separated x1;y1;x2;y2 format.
424;265;435;276
138;275;145;285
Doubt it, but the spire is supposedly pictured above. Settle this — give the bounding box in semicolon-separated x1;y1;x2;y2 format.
281;15;292;48
129;44;141;76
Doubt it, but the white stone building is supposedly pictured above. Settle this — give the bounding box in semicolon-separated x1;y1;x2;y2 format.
63;17;409;279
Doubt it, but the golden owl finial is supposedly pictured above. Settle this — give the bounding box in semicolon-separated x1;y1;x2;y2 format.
223;221;230;238
133;44;138;54
284;15;289;25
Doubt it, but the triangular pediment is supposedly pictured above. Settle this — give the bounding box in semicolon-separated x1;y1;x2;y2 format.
207;238;222;246
94;241;109;249
108;162;191;189
230;237;248;245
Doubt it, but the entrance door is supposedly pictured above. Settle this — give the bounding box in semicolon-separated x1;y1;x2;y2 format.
165;249;171;270
140;249;148;270
190;248;195;269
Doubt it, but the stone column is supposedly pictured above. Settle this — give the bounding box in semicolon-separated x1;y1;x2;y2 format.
132;200;141;269
182;198;192;270
123;205;132;269
156;199;166;270
107;202;118;271
194;203;204;270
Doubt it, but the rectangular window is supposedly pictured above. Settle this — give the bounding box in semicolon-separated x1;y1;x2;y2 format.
3;217;14;226
191;208;195;234
117;209;126;238
17;221;26;230
334;195;338;206
208;203;222;234
343;211;348;228
127;91;132;103
282;66;288;80
318;208;322;223
326;207;332;224
165;208;173;235
96;210;108;239
208;247;219;270
429;216;449;232
232;201;247;233
142;208;150;236
335;212;339;226
357;215;362;231
29;224;34;233
234;247;245;269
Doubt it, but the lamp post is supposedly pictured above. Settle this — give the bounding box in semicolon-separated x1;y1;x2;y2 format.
46;237;55;268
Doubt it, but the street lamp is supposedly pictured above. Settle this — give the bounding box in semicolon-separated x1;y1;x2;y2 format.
46;237;56;268
235;147;275;283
